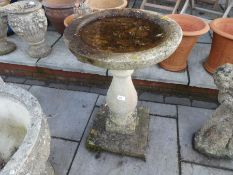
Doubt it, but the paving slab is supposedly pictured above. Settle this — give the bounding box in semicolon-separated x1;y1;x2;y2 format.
96;95;177;118
139;92;164;103
69;108;178;175
0;31;61;66
178;106;233;170
192;100;218;109
133;64;189;85
182;162;233;175
49;138;78;175
10;83;31;90
188;43;216;89
29;86;98;141
197;32;212;44
37;37;106;76
165;96;191;106
5;76;26;83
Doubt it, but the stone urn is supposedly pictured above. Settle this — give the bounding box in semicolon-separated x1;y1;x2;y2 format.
160;14;209;72
5;0;51;58
194;63;233;159
204;18;233;74
0;79;54;174
64;9;182;159
42;0;78;34
0;0;16;56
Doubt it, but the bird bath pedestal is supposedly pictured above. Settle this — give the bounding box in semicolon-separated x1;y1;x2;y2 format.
64;9;182;159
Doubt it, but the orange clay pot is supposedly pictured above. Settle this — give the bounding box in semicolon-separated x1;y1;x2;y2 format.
160;14;209;72
85;0;128;11
64;14;75;27
204;18;233;74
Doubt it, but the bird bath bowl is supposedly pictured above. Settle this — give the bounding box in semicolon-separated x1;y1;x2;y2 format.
64;9;182;159
0;79;54;175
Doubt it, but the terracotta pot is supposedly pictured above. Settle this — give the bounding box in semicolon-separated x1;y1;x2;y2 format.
204;18;233;74
0;0;10;7
85;0;127;11
64;14;75;27
42;0;77;34
160;14;209;72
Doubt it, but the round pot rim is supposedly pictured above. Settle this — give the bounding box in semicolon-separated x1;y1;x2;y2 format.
5;1;42;14
64;14;75;27
85;0;128;10
166;14;210;37
42;1;75;8
210;18;233;40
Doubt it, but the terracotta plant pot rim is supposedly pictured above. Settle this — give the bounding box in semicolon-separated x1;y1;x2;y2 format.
42;1;75;8
64;14;75;27
166;14;210;37
85;0;127;10
210;18;233;40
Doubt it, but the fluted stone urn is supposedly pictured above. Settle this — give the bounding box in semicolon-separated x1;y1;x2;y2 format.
194;63;233;159
65;9;182;159
4;0;51;58
0;2;16;56
0;79;54;175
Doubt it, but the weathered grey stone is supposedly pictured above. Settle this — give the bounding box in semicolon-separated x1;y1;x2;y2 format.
197;32;212;44
97;96;177;118
0;80;54;175
139;92;164;103
0;11;16;56
67;84;91;92
48;83;67;90
5;1;51;58
165;96;191;106
188;43;217;89
194;64;233;159
36;38;106;76
49;138;78;175
178;105;233;170
192;100;218;109
86;105;149;159
182;163;233;175
29;86;98;141
89;87;108;95
69;108;178;175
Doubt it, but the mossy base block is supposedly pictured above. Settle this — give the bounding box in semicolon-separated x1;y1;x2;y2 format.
86;105;150;160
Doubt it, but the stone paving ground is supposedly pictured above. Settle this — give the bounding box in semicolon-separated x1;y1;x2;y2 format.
2;77;233;175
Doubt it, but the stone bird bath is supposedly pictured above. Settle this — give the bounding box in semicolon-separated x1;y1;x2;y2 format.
64;9;182;159
0;79;54;175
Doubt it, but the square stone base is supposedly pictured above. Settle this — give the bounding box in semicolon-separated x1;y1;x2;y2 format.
86;105;150;160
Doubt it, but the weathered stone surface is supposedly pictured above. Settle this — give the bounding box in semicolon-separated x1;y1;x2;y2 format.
29;86;98;141
182;162;233;175
0;81;53;175
69;108;178;175
194;64;233;159
178;105;233;170
86;105;150;159
6;1;51;58
197;32;212;44
5;76;26;84
49;138;78;175
37;37;106;76
25;79;46;86
11;83;31;90
97;96;177;118
165;96;191;106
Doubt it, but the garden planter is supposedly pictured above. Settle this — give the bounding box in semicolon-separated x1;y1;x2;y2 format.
6;1;51;58
0;79;54;175
204;18;233;74
85;0;127;11
0;1;16;55
42;0;77;34
160;14;209;72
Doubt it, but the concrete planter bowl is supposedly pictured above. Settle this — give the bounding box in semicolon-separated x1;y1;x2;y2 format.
0;80;54;175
